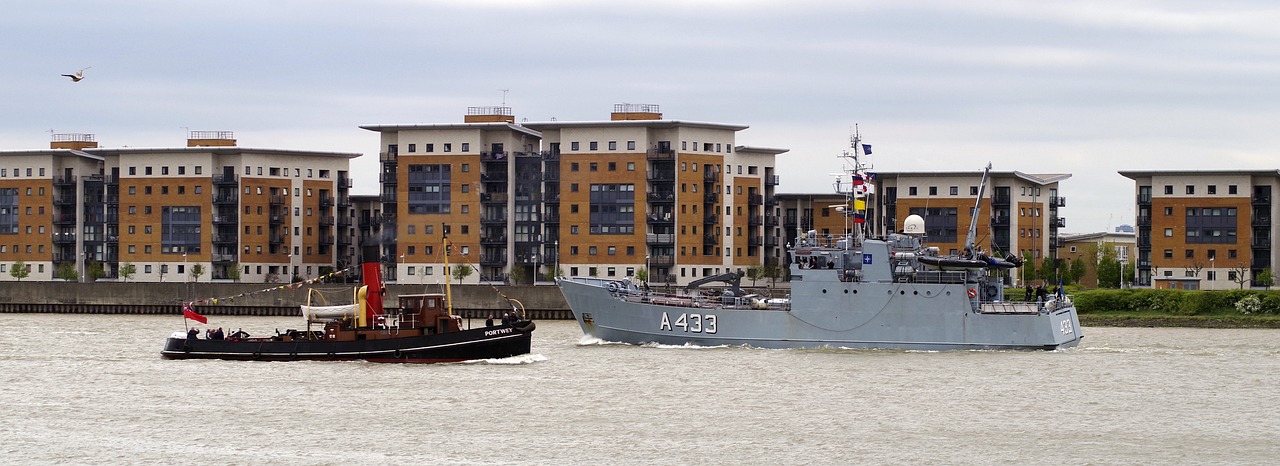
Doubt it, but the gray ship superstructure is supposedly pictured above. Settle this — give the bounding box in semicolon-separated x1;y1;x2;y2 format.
556;155;1082;351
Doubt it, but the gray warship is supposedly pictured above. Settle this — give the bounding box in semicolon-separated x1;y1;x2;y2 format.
556;160;1082;351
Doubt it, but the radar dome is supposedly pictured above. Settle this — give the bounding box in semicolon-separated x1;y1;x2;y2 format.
902;214;925;235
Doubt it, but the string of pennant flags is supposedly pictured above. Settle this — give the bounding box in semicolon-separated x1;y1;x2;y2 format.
184;265;359;308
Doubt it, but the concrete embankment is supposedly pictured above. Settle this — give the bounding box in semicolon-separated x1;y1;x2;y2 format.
0;282;575;320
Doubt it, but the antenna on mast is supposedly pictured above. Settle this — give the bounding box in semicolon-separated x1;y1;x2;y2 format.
500;89;510;106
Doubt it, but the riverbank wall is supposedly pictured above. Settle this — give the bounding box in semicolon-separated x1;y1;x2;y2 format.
0;282;575;319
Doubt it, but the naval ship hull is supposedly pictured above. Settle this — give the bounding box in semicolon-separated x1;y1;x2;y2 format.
557;278;1082;351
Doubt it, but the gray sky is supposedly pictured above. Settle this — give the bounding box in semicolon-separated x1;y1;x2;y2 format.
5;0;1278;233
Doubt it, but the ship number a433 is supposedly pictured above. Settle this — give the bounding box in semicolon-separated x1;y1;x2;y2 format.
660;312;717;334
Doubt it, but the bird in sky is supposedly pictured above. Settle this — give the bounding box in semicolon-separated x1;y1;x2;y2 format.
61;67;91;82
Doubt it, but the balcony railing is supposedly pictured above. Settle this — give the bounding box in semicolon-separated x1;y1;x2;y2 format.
704;233;720;245
646;149;675;160
649;255;675;267
648;192;675;203
646;233;675;245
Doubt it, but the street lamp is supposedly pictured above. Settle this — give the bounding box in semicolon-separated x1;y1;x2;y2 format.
1119;259;1125;289
554;240;559;279
645;254;651;286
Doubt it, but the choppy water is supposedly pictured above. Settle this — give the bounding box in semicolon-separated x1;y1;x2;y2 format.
1;314;1278;465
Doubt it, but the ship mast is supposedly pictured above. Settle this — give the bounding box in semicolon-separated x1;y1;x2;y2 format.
835;125;871;244
964;163;993;258
443;226;453;316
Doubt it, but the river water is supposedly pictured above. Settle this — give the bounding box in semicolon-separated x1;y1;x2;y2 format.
1;314;1278;465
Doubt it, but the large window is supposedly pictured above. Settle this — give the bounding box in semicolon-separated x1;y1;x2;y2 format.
907;207;959;243
406;164;451;214
589;184;635;234
162;206;201;253
1185;207;1237;244
0;188;17;234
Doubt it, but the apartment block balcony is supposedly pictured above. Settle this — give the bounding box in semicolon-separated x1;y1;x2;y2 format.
646;148;675;160
269;215;284;225
1137;215;1151;226
213;214;238;225
764;214;778;227
54;196;75;206
337;175;352;189
1254;195;1271;205
481;215;507;225
649;255;675;267
784;215;798;227
211;253;238;263
481;192;508;204
1253;215;1272;226
704;213;718;225
646;233;675;245
647;212;674;225
53;213;76;225
704;171;719;183
379;172;398;183
991;215;1011;227
992;192;1011;206
648;192;675;204
53;176;77;187
319;215;335;226
269;234;285;245
703;192;718;204
213;174;239;186
765;175;779;186
211;234;237;245
481;235;507;245
1137;193;1152;205
53;232;77;244
319;196;334;208
379;192;397;203
748;194;763;206
480;253;508;265
748;215;762;226
764;196;777;207
337;215;351;228
269;195;286;206
647;170;676;182
213;193;238;205
1050;196;1067;207
748;236;763;247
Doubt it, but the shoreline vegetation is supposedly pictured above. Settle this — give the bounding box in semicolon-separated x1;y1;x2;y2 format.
1014;288;1280;329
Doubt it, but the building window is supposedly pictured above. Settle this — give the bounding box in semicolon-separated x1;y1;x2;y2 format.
1164;249;1173;258
929;187;937;195
1165;228;1173;237
1186;185;1195;195
1164;185;1173;194
571;163;579;172
949;186;958;195
1208;185;1217;195
627;141;636;150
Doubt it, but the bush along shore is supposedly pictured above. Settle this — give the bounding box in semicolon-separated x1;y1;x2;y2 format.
1007;288;1280;328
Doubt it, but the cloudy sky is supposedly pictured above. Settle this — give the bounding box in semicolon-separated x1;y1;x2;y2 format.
4;0;1278;233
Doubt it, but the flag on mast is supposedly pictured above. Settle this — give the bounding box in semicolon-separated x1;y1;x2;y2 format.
183;304;208;324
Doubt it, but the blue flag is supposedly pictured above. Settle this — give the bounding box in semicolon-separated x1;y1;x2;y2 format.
862;144;872;155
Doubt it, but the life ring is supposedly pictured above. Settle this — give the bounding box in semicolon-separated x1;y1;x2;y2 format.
967;288;978;298
606;281;621;293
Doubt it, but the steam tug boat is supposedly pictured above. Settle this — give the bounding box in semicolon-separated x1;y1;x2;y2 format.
161;243;535;363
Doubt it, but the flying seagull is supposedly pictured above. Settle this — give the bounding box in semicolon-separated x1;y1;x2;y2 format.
61;67;91;82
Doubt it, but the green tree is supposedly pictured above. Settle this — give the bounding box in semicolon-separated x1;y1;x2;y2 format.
190;264;205;282
1070;256;1086;286
1020;252;1037;284
87;262;106;281
55;263;78;281
636;267;649;284
118;262;136;282
1258;268;1275;290
226;263;241;282
1096;247;1121;289
10;261;29;281
762;263;782;289
745;266;764;287
452;264;474;283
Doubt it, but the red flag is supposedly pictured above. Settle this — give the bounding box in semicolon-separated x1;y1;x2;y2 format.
183;305;208;324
